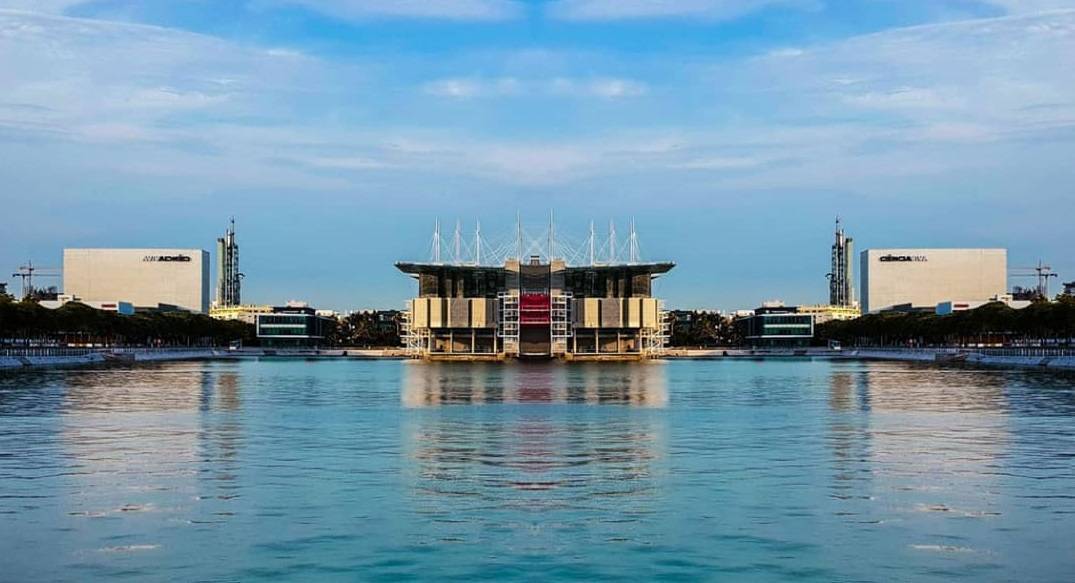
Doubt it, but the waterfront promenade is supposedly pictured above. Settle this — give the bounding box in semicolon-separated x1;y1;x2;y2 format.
4;345;1075;371
0;346;408;369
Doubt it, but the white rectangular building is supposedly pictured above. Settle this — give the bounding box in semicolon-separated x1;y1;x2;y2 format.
860;248;1007;313
63;248;210;313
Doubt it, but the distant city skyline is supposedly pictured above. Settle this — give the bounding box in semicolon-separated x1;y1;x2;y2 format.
2;1;1073;311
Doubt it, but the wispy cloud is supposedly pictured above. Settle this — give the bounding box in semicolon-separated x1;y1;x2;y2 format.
546;0;796;21
0;1;88;13
2;7;1075;193
268;0;524;21
981;1;1075;14
423;76;648;99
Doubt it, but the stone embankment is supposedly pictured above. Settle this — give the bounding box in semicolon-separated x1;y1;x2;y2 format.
0;348;218;370
847;348;1075;371
0;347;409;370
665;347;839;358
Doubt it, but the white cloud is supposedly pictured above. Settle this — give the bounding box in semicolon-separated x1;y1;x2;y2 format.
982;1;1075;14
423;78;484;98
671;156;764;170
0;1;87;13
424;76;647;99
723;10;1075;141
546;0;794;21
559;77;648;98
306;156;392;170
270;0;523;21
422;77;525;98
2;7;1075;195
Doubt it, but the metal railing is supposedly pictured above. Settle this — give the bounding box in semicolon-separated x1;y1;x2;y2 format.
851;346;1075;358
0;346;216;357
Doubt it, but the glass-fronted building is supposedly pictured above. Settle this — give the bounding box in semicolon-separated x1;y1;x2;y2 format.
739;307;815;348
256;306;335;348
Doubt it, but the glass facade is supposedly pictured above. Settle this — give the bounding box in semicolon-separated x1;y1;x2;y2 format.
256;312;335;347
740;312;815;348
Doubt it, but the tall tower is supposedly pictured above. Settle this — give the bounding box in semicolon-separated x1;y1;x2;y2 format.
829;217;854;307
215;218;241;307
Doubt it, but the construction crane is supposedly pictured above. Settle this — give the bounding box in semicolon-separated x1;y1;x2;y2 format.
1011;260;1059;299
11;261;60;299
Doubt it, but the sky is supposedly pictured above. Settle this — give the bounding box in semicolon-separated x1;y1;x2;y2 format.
1;0;1073;311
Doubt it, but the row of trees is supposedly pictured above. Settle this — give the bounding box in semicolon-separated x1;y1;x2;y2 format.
331;310;401;347
817;297;1075;347
0;297;254;347
668;311;742;347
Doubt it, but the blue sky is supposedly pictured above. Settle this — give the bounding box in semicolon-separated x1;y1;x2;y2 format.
1;0;1074;310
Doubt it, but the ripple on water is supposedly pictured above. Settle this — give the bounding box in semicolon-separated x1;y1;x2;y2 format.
1;359;1074;581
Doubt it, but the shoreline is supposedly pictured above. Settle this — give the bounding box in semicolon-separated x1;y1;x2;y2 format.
3;347;1074;372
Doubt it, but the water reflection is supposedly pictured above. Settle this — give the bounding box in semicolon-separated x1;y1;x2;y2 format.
402;362;667;552
51;365;249;534
827;370;872;501
402;361;668;407
825;363;1014;556
3;359;1075;581
196;372;244;522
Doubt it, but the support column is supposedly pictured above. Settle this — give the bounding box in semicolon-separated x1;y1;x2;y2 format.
449;330;454;354
596;329;600;354
471;329;476;354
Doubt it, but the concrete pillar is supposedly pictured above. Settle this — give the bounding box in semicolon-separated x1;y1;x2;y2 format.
471;329;476;354
449;330;454;354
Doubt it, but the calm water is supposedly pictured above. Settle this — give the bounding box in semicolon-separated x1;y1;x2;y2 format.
2;359;1074;582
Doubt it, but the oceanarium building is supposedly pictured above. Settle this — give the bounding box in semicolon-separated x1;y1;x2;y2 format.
397;219;673;360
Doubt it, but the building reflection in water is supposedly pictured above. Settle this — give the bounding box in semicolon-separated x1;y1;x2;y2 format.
827;369;872;500
401;362;668;549
54;363;246;524
196;371;244;517
402;361;668;408
826;362;1012;526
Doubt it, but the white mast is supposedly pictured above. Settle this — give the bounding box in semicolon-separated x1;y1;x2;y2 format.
453;219;462;265
588;221;596;266
432;218;441;263
548;209;555;262
474;219;482;266
608;219;617;264
628;218;640;264
515;211;523;261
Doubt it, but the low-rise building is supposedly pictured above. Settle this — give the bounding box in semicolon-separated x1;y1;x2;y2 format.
256;305;336;348
39;294;135;315
210;304;273;324
797;304;861;325
738;305;815;348
936;295;1032;315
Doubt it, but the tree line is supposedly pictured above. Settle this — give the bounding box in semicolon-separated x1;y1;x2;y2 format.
0;296;254;347
816;297;1075;347
331;310;401;347
668;311;742;347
